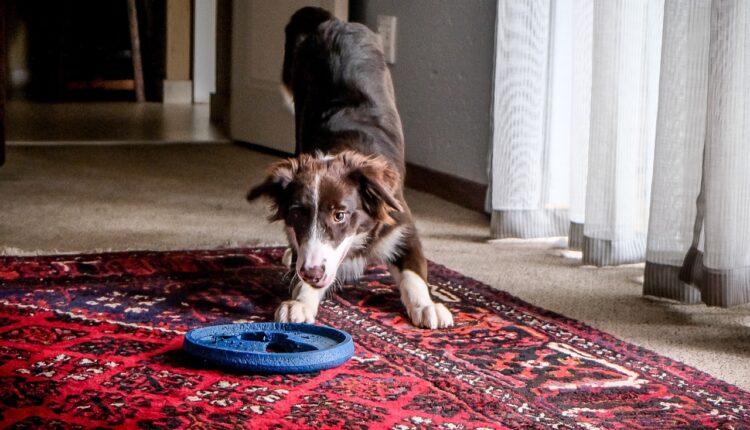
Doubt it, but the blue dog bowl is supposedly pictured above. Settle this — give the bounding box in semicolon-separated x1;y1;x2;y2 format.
183;322;354;374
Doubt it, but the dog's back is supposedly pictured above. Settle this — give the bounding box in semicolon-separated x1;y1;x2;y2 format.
281;7;334;92
249;7;454;329
282;8;405;175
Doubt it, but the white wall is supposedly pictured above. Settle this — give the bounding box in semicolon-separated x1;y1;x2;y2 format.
193;0;217;103
351;0;496;185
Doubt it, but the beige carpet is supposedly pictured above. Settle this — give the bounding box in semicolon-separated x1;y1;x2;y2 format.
1;144;748;390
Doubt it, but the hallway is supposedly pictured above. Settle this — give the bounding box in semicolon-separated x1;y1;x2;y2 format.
6;101;228;144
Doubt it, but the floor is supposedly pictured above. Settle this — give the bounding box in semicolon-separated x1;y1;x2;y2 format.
1;102;749;391
6;101;228;143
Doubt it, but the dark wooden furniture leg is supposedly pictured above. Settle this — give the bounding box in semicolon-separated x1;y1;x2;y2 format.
127;0;145;102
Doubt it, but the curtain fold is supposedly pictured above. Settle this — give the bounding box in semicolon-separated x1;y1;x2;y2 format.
643;0;709;304
675;0;750;306
490;0;750;307
646;0;750;307
489;1;570;239
582;0;663;266
567;0;593;251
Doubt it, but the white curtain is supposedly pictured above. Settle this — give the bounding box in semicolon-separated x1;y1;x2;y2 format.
646;0;750;307
583;0;663;266
490;0;750;307
643;0;709;304
567;0;592;250
489;1;568;239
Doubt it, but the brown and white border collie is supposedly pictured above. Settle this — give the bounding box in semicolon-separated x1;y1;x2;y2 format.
248;7;453;329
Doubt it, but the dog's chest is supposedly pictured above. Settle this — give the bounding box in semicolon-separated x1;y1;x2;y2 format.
336;225;407;282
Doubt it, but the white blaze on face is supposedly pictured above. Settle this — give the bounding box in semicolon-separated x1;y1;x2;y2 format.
295;172;355;288
296;235;355;287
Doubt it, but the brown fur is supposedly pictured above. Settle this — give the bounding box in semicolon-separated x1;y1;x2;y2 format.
248;151;402;226
248;6;433;290
245;7;454;329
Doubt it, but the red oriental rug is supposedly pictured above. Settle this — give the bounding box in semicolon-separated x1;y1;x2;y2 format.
0;248;748;429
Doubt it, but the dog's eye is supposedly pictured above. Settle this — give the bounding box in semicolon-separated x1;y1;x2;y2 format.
333;211;347;223
288;207;303;221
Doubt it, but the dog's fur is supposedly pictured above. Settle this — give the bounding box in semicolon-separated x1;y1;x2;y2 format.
248;7;453;329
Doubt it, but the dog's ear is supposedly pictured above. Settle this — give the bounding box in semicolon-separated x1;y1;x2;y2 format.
342;152;404;223
247;158;299;220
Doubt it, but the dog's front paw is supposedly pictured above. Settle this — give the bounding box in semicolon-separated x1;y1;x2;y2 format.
406;302;453;329
275;300;317;323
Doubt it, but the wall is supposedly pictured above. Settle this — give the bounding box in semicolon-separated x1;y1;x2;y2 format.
164;0;192;103
193;0;217;103
350;0;496;185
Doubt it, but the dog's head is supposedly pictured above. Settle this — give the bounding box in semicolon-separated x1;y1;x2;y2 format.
248;151;403;288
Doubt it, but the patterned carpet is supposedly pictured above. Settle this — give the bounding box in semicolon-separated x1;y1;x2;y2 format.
0;248;748;429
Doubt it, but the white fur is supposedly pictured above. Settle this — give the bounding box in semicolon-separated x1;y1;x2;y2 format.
295;172;357;287
337;255;368;282
275;280;328;323
392;268;453;329
348;232;370;251
314;151;336;161
297;235;355;287
334;232;370;281
276;153;451;328
371;225;407;263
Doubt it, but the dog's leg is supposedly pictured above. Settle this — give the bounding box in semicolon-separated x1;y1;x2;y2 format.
275;281;328;324
390;235;453;329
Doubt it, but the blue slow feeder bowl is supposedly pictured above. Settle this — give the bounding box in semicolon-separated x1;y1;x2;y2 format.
183;322;354;374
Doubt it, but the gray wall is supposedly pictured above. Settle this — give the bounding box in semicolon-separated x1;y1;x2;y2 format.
350;0;496;185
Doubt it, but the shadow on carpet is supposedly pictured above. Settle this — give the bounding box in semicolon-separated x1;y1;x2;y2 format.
0;248;748;429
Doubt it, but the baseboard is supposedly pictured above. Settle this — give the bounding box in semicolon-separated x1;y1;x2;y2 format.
163;79;193;104
405;163;487;213
231;140;488;213
233;140;294;159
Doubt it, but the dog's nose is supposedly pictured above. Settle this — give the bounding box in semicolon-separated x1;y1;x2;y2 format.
300;265;325;284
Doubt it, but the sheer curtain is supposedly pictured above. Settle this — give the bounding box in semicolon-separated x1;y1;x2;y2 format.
568;0;592;250
582;0;662;266
643;0;709;304
489;1;568;239
490;0;750;307
646;0;750;306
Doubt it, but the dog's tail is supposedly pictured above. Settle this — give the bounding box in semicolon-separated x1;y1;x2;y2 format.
282;7;334;92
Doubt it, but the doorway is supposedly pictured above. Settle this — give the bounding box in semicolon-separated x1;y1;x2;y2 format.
3;0;227;146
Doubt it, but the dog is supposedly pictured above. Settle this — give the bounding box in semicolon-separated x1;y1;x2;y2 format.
247;7;453;329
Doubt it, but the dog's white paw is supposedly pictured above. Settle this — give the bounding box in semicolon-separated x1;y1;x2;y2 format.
406;302;453;329
275;300;317;323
